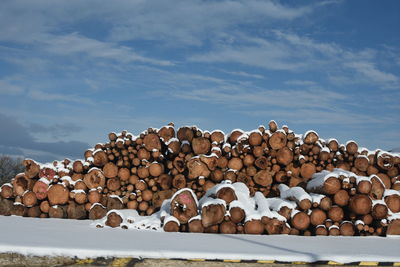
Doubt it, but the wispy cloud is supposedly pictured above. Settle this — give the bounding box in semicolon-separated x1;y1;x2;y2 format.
284;80;317;86
0;79;24;95
219;70;265;79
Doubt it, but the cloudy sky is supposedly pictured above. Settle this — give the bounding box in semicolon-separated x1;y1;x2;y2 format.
0;0;399;162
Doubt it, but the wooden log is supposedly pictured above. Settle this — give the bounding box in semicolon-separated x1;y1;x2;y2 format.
310;209;327;226
158;125;175;142
269;131;287;150
315;225;328;236
333;189;349;207
177;127;194;142
188;217;204;233
0;183;13;199
291;211;310;231
229;207;245;224
0;198;13;216
12;174;33;196
249;131;262;146
93;150;108;167
88;190;102;204
244;219;264;234
47;184;69;205
385;194;400;213
328;206;344;222
107;177;121;192
253;170;273;187
220;221;237;234
170;190;198;224
103;162;118;178
107;196;124;210
346;141;358;155
192;137;211;155
349;194;372;215
216;187;237;204
306;175;341;195
187;158;210;179
49;205;67;218
11;203;27;216
376;152;394;171
340;222;355;236
264;218;286;235
72;160;84;174
277;147;293;166
354;156;369;172
67;201;87;219
300;163;316;180
105;211;123;228
387;219;400;235
369;176;385;200
23;159;40;179
201;203;225;228
27;206;41;218
89;203;107;220
40;200;50;213
83;168;106;189
22;191;37;207
32;179;49;200
357;180;372;194
143;133;162;151
371;203;388;219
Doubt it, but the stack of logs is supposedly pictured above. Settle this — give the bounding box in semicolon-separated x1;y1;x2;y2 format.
0;121;399;236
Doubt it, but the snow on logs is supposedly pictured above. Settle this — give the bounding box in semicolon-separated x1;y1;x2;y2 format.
0;122;399;236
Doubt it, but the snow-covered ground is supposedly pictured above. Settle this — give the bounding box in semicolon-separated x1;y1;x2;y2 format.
0;216;399;263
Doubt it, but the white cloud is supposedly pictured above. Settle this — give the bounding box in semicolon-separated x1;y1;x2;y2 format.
219;70;265;79
344;61;399;85
284;80;317;86
28;89;95;105
0;80;24;95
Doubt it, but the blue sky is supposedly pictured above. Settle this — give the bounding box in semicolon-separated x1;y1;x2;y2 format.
0;0;399;162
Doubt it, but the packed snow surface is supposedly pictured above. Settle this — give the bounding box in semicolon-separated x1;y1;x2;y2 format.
0;216;399;263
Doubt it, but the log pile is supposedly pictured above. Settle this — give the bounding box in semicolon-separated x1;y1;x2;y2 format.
0;121;399;236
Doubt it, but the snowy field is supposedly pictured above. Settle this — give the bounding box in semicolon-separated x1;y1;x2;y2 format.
0;216;399;264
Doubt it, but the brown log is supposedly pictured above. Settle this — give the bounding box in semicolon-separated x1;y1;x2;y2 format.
310;209;327;226
329;226;340;236
277;147;293;166
143;133;161;151
103;162;118;178
12;174;33;196
268;120;278;132
89;203;107;220
346;141;358;155
230;207;245;224
339;222;355;236
23;159;40;179
269;132;287;150
49;205;67;218
40;200;50;213
105;211;123;228
188;218;204;233
149;162;164;177
107;178;121;192
187;158;210;179
377;152;394;170
177;127;194;142
73;160;84;173
315;225;328;236
320;196;332;211
170;190;198;224
88;190;102;204
200;155;218;171
11;204;27;216
73;191;87;205
333;190;349;207
372;203;388;219
48;184;69;205
387;219;400;235
0;198;13;216
83;168;106;189
27;206;41;218
67;201;87;219
22;191;37;207
291;211;310;230
0;183;13;199
349;194;372;215
93;150;108;167
385;194;400;213
107;196;124;210
253;170;273;187
264;218;286;235
328;206;344;222
369;176;385;200
192;137;211;155
216;187;237;204
220;221;237;234
354;156;369;172
32;180;49;200
228;157;243;171
172;174;186;189
244;219;264;234
376;173;391;189
249;131;262;146
202;203;225;228
357;180;372;194
164;219;180;232
158;125;175;142
300;163;316;180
